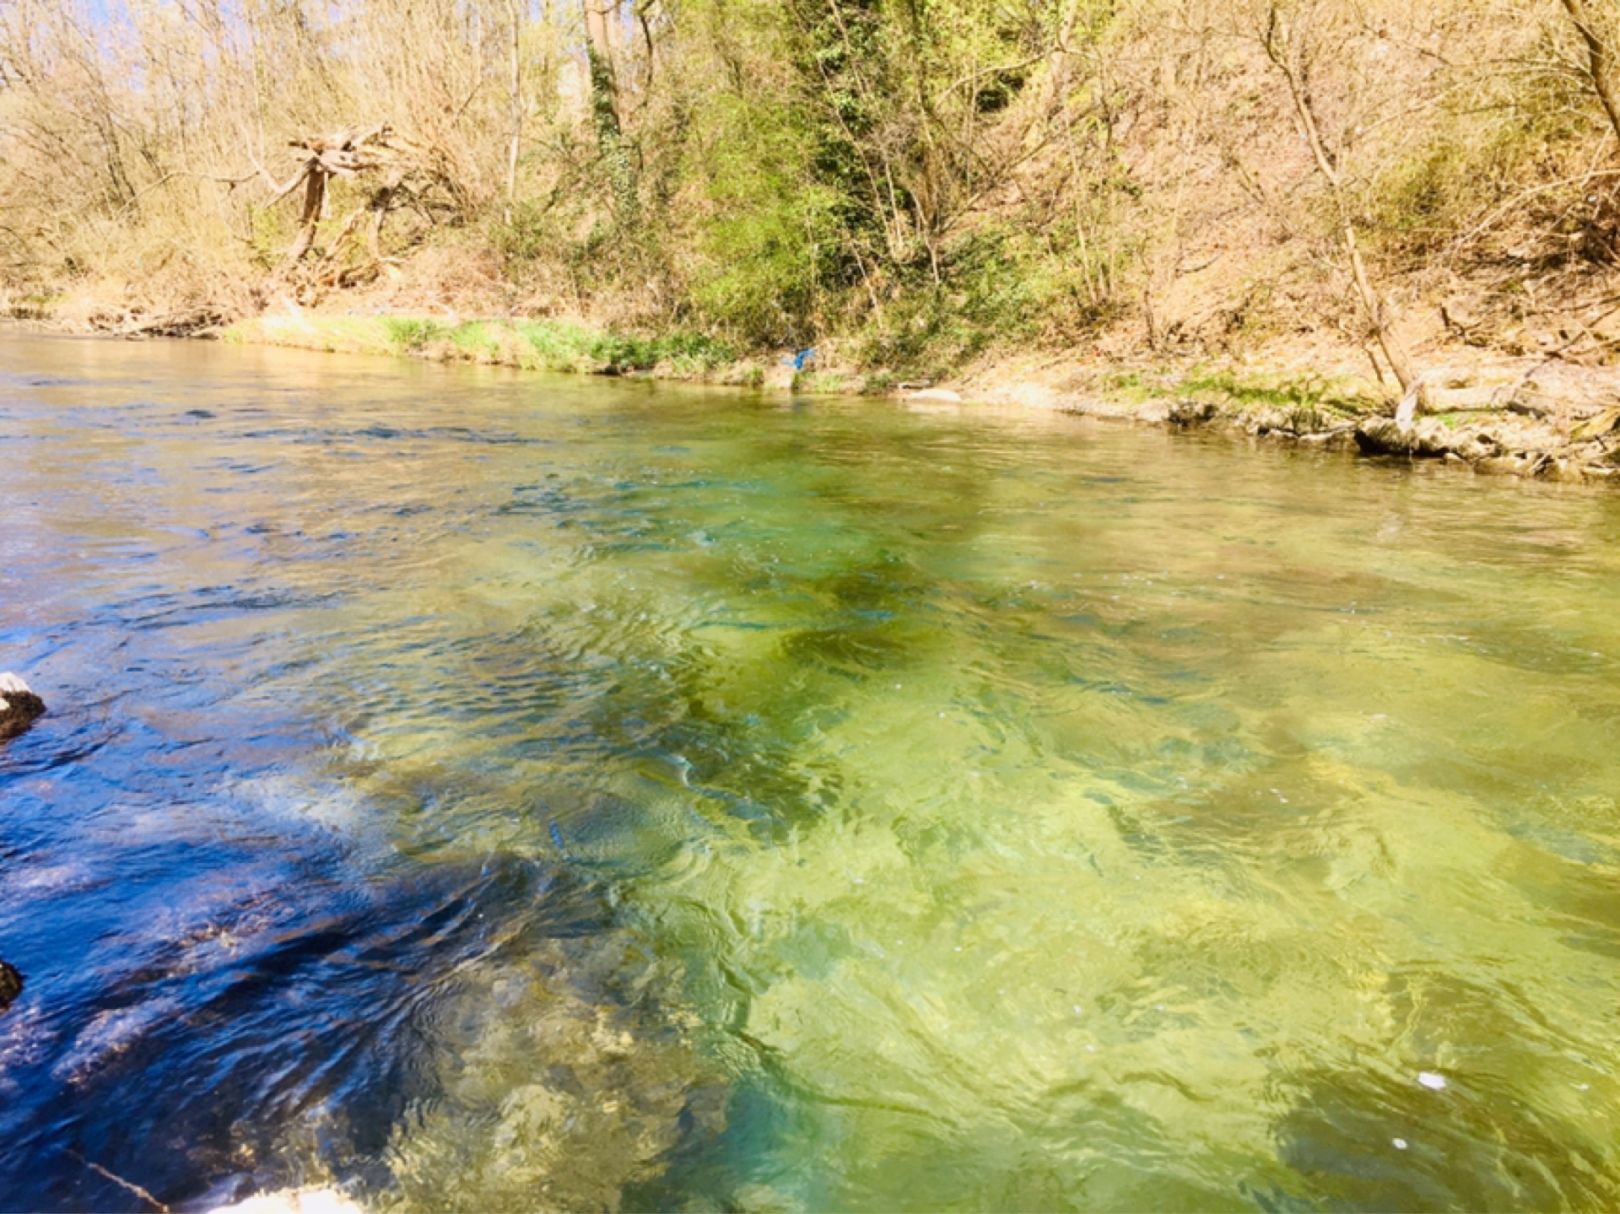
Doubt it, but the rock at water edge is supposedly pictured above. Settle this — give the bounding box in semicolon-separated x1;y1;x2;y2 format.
0;673;46;741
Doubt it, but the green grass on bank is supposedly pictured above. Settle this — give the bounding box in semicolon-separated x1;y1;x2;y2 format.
223;313;1397;424
1;290;57;320
225;313;738;378
1102;365;1379;425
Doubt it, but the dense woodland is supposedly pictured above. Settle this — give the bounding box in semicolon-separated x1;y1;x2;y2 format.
2;0;1619;381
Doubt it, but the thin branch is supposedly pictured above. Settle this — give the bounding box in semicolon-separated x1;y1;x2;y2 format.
67;1152;168;1213
1450;169;1620;250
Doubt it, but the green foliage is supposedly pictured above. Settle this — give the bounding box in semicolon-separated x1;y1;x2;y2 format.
491;319;736;375
1;290;57;319
854;222;1129;374
243;203;293;271
1365;108;1570;260
448;321;500;359
685;88;846;346
236;313;736;378
1176;368;1369;417
792;369;856;394
589;330;734;374
587;46;639;224
491;202;556;270
384;318;446;350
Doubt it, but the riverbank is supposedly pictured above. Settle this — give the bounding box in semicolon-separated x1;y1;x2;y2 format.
217;308;1620;486
8;302;1616;485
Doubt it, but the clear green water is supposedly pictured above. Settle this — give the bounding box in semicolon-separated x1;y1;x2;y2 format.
2;334;1619;1211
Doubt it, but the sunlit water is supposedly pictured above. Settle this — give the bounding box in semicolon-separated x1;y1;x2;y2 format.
2;332;1619;1211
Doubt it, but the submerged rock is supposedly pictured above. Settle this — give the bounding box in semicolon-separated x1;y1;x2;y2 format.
381;944;726;1213
0;960;21;1012
0;673;45;741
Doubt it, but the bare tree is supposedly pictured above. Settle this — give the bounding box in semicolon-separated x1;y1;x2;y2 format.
1260;1;1425;407
505;0;524;222
1560;0;1620;145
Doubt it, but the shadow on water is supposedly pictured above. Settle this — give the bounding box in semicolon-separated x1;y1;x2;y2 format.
1;718;722;1211
0;337;734;1210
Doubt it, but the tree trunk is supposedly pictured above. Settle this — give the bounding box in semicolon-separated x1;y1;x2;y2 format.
1264;6;1424;406
504;0;522;223
583;0;619;134
1561;0;1620;145
1339;215;1422;398
583;0;635;219
283;165;327;267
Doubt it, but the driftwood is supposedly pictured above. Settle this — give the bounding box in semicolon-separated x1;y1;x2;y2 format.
259;123;460;295
87;304;233;339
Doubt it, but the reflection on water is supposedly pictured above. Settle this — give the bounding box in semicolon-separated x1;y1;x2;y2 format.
1;332;1618;1211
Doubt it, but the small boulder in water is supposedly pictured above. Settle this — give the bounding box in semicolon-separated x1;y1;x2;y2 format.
0;673;45;741
0;959;22;1012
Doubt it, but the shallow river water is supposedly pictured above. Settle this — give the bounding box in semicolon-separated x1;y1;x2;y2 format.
2;332;1619;1211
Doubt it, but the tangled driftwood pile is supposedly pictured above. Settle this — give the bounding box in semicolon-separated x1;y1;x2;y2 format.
265;123;464;292
85;123;466;336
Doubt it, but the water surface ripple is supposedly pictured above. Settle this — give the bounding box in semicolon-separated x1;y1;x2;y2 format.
1;333;1618;1211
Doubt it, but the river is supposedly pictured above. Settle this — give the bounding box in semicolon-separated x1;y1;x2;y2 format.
2;331;1618;1211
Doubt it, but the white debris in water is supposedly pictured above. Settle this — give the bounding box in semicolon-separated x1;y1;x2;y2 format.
1417;1071;1447;1091
1392;1138;1409;1150
209;1189;364;1214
